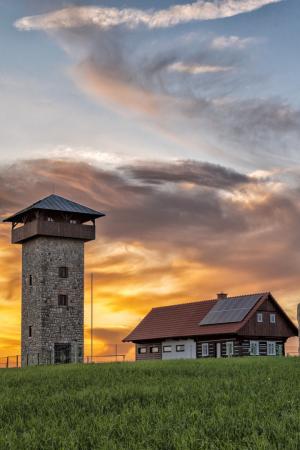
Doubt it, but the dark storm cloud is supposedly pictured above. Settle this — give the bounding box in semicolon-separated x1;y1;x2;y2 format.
2;157;300;340
0;158;252;243
121;160;255;189
2;157;300;289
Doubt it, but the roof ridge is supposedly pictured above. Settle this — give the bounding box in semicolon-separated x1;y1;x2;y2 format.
152;292;269;311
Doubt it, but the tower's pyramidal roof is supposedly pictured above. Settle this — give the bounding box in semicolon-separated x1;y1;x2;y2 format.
3;194;105;222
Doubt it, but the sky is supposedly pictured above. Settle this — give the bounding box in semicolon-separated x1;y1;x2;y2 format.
0;0;300;358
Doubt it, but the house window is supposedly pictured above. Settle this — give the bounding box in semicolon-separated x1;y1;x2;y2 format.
163;346;172;353
176;345;185;352
59;267;68;278
257;312;263;323
270;313;276;324
226;341;234;357
202;343;209;357
47;217;54;222
138;347;147;354
70;219;77;224
58;294;68;307
267;341;276;356
250;340;260;356
150;346;159;353
29;326;32;338
29;275;32;286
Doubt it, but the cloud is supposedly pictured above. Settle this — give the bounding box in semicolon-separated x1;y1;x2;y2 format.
121;160;255;189
74;58;162;116
211;35;256;49
1;157;299;356
1;157;300;285
15;1;282;31
168;62;233;74
15;1;298;168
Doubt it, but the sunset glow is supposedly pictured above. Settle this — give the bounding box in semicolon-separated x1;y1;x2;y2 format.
1;0;300;359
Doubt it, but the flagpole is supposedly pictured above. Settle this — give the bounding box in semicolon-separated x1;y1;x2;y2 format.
91;272;94;363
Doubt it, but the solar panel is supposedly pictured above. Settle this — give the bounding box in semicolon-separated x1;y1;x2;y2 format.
199;294;263;325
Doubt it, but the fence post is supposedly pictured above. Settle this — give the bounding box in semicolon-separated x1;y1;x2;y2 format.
37;353;40;366
26;354;29;366
16;355;19;368
6;357;9;368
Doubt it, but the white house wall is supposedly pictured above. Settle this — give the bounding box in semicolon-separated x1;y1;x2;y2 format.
161;339;196;360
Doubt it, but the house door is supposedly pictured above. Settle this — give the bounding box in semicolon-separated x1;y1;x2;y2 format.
216;343;221;358
54;344;71;364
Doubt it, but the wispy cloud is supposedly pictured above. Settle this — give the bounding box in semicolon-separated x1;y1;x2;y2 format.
168;62;233;74
211;35;256;49
12;1;299;168
15;0;282;31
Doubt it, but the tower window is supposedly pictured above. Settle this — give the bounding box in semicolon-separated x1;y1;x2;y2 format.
29;326;32;338
58;294;68;307
29;275;32;286
59;267;68;278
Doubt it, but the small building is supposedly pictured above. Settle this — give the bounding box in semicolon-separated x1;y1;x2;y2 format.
3;194;105;366
123;292;298;360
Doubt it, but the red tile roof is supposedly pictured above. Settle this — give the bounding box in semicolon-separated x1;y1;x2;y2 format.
123;293;269;342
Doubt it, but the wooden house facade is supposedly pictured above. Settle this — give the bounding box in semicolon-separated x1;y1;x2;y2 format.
123;292;298;361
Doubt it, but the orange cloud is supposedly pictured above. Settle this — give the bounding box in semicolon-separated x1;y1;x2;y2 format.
73;59;163;116
0;158;299;358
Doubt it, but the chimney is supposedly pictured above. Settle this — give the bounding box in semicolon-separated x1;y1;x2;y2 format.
217;292;228;300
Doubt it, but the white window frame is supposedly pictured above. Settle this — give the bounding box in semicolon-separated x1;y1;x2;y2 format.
226;341;234;357
257;312;263;323
270;313;276;324
150;346;159;353
250;340;260;356
176;345;185;352
138;347;147;354
163;345;172;353
202;343;209;357
267;341;276;356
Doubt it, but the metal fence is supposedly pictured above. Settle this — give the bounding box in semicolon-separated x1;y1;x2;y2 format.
0;356;21;369
0;354;126;369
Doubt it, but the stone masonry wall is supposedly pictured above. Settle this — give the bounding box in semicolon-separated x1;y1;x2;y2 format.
22;237;84;366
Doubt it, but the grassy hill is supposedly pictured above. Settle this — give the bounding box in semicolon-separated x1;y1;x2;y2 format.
0;358;299;450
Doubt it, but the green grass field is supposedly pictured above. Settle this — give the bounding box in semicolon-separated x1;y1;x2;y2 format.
0;358;299;450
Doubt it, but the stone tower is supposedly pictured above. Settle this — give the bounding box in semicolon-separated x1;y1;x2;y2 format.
3;194;104;366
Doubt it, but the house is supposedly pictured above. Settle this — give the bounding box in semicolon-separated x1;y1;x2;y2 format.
123;292;298;360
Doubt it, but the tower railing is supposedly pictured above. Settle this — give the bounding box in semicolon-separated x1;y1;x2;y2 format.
0;353;126;368
12;219;95;243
